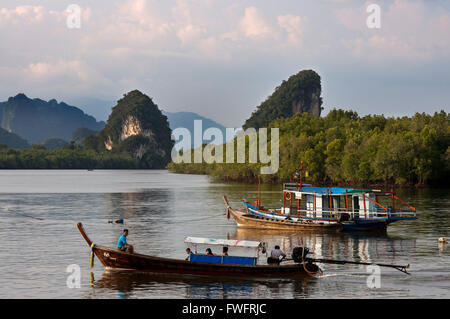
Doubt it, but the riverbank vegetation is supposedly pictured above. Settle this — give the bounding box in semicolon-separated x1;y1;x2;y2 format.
0;143;139;169
168;109;450;187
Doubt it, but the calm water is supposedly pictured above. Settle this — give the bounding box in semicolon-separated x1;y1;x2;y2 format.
0;170;448;299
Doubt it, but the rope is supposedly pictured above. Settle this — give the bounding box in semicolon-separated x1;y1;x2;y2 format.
90;243;96;268
302;261;318;276
89;272;95;288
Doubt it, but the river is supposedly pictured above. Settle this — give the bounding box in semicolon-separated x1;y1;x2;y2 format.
0;170;448;298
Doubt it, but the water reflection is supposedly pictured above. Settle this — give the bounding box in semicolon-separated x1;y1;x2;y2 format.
86;227;418;298
0;170;447;298
230;228;416;265
105;190;175;219
91;270;317;299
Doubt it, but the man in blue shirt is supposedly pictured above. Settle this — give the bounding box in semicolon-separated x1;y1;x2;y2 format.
117;229;134;253
185;248;192;261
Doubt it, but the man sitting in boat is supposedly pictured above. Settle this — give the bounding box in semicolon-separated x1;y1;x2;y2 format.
268;245;286;264
117;229;134;253
222;247;229;256
206;248;214;255
185;248;192;261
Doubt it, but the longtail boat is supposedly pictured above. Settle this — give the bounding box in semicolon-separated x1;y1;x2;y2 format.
224;163;417;232
77;223;321;278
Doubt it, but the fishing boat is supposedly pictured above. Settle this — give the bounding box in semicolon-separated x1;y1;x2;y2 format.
224;163;417;232
78;223;410;276
77;223;321;278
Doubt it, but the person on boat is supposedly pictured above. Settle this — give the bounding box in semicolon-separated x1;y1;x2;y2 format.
117;229;134;254
206;248;214;255
185;248;192;261
222;247;229;256
269;245;286;262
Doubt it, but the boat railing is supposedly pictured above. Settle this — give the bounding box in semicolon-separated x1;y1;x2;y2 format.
283;183;312;190
274;208;416;219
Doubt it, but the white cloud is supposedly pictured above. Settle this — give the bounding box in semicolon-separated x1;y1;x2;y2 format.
239;7;275;39
277;14;305;43
176;24;207;44
336;0;450;61
0;6;45;24
0;0;449;125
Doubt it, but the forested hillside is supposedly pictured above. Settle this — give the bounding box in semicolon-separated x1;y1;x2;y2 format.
168;110;450;186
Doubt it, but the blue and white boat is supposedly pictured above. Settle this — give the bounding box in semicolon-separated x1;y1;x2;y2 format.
223;169;417;232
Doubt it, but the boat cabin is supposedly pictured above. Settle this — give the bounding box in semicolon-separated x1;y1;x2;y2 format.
184;237;264;266
279;184;416;220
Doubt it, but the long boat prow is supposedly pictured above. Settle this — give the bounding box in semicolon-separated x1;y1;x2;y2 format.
77;222;93;247
75;221;321;277
223;195;230;208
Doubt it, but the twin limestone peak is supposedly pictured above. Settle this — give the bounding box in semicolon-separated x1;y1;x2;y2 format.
291;86;322;117
98;90;173;168
104;115;154;151
243;69;323;129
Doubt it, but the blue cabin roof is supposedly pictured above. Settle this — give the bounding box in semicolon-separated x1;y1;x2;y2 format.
295;186;371;195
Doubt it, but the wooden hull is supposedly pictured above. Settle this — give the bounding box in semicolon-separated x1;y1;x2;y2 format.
77;223;319;278
225;199;412;232
229;207;342;231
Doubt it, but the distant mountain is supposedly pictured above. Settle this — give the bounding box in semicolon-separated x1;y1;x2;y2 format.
0;93;231;150
0;94;105;144
84;90;173;168
65;97;114;122
163;111;232;148
243;69;323;129
0;127;30;149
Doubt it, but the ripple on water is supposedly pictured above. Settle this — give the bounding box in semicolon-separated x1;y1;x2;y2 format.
0;170;449;298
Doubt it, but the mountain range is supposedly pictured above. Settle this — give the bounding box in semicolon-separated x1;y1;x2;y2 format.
163;111;231;148
0;94;105;144
0;93;229;149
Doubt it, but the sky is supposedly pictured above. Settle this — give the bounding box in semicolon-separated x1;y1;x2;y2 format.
0;0;449;127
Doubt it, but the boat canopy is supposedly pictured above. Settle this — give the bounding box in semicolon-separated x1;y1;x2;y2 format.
293;186;373;195
184;237;261;248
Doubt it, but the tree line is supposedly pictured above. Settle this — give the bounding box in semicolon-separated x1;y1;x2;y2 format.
0;142;139;169
168;109;450;186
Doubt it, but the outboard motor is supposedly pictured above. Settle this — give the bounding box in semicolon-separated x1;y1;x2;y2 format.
292;247;310;263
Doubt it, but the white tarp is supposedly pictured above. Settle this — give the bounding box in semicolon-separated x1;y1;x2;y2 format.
184;237;261;248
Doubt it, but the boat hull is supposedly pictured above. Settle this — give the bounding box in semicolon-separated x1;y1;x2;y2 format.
77;223;318;278
92;246;317;278
228;202;415;232
229;207;342;231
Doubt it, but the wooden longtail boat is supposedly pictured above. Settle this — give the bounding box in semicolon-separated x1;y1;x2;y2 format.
77;223;321;278
224;163;417;232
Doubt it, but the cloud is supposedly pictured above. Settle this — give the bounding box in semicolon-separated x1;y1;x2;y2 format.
0;6;46;24
0;0;449;126
239;6;275;39
277;14;305;44
336;0;450;61
18;59;114;98
176;24;207;44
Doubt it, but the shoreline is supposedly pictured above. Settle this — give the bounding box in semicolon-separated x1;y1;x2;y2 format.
0;167;448;189
168;169;450;189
